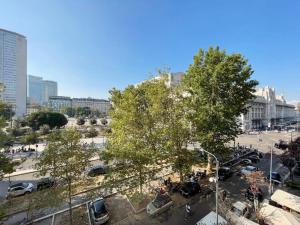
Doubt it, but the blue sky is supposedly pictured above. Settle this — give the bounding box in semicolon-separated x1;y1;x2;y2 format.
0;0;299;102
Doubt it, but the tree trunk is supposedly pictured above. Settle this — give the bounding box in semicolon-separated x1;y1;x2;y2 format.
206;155;213;173
68;180;73;225
139;169;142;194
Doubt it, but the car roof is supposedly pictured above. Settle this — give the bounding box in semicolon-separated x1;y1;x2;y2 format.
246;166;256;169
10;182;25;188
232;201;247;211
220;167;230;170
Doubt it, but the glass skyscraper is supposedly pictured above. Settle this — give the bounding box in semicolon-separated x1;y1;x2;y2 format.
0;28;27;116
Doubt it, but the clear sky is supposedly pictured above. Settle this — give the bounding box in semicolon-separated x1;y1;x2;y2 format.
0;0;299;102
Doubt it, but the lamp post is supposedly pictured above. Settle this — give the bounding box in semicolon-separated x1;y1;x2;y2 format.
268;145;273;194
200;149;219;225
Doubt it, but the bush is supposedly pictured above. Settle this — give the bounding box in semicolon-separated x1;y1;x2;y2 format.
39;124;50;135
27;111;68;130
22;131;39;146
76;118;85;126
85;127;98;138
100;118;108;126
90;118;97;125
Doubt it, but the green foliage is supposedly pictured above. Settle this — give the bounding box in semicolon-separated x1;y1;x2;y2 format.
76;107;91;118
85;127;98;138
22;131;39;146
61;107;76;117
39;124;50;135
183;47;258;168
26;111;68;130
100;118;108;126
35;128;93;225
89;118;97;125
0;153;15;180
0;101;15;120
76;117;85;125
105;79;170;192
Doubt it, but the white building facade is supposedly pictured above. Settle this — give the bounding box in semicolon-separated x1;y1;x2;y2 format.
240;87;297;130
48;96;72;111
49;96;111;115
0;28;27;116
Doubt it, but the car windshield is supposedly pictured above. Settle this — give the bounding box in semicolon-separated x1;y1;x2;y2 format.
22;182;29;187
93;200;107;218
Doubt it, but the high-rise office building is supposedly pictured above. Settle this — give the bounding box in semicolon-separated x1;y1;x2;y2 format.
43;80;57;103
0;28;27;115
28;75;43;104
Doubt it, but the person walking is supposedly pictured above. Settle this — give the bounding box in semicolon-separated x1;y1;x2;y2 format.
185;203;191;220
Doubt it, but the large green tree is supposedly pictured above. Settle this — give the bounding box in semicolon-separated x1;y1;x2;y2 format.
105;79;168;193
183;47;258;170
36;128;94;225
26;111;68;130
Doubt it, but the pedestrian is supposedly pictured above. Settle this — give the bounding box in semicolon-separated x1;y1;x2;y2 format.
185;203;191;219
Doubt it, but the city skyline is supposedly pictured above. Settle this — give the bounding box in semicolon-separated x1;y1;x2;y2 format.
0;1;299;102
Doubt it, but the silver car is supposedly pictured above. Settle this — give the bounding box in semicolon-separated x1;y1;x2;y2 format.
6;182;34;199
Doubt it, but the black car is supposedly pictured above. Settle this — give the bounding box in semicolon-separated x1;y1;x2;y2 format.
267;172;281;184
88;165;107;177
88;197;109;224
274;140;288;150
245;187;263;202
37;177;55;191
218;167;232;181
248;155;260;163
180;182;200;198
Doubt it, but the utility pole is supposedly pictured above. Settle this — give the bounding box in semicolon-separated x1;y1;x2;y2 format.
269;145;273;195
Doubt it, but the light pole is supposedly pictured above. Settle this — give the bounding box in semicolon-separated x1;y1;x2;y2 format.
268;145;273;194
200;149;219;225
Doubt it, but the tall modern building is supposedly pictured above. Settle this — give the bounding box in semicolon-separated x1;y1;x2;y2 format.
28;75;43;104
28;75;58;105
0;28;27;115
43;80;57;103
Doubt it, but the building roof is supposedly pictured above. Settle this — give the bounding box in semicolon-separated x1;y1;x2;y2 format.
0;28;26;39
196;211;227;225
271;190;300;213
259;203;300;225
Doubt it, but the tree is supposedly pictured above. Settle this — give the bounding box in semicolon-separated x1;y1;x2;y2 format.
100;118;108;126
0;153;15;180
22;131;39;149
105;79;168;193
39;124;50;135
36;128;93;225
61;107;76;117
75;107;91;118
26;111;68;130
0;101;14;120
183;47;258;171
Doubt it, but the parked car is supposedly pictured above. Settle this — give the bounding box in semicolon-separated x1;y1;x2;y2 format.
267;172;282;184
240;166;258;176
146;193;173;216
218;167;232;181
6;182;34;199
88;197;109;224
274;140;288;150
245;186;263;202
37;177;55;191
248;155;260;163
180;182;200;198
240;159;252;166
87;165;108;177
226;201;251;224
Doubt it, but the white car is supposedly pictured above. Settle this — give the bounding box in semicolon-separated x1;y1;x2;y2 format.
6;182;34;198
146;193;173;216
240;166;258;176
226;201;251;224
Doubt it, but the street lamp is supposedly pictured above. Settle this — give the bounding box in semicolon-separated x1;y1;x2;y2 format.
199;148;219;225
268;145;273;195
